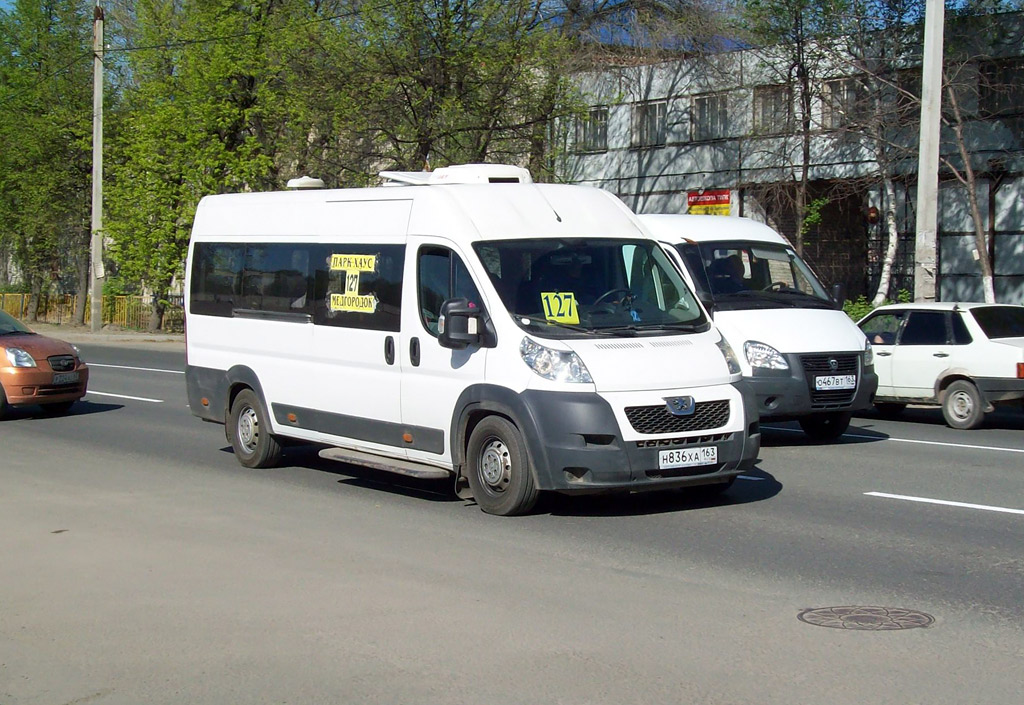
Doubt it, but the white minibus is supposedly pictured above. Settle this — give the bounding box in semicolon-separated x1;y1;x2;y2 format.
184;165;760;515
641;214;877;440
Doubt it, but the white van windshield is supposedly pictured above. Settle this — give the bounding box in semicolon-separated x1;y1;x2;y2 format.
473;238;709;338
676;240;833;310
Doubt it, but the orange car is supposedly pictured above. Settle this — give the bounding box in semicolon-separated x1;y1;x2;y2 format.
0;310;89;417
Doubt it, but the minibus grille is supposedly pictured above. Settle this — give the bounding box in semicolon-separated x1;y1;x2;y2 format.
800;354;859;407
625;400;730;435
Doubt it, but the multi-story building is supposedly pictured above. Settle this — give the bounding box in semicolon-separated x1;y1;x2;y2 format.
559;13;1024;303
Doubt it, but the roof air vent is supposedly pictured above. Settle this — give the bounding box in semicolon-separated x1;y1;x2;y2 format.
286;176;325;189
380;163;533;186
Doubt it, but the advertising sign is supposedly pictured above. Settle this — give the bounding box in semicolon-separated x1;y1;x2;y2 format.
687;189;731;215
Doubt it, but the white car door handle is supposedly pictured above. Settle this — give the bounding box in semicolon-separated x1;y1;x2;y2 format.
933;352;950;358
877;351;892;357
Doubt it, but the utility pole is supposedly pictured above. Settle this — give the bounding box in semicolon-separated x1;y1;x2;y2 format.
90;1;104;332
914;0;944;302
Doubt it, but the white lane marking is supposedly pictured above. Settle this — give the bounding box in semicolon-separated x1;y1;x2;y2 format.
865;491;1024;516
87;363;184;375
86;391;164;403
763;425;1024;455
738;475;766;481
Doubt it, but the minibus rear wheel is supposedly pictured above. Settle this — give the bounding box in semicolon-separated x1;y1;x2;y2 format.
466;416;539;516
228;389;283;468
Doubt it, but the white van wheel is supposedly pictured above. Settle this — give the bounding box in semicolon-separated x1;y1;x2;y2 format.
228;389;283;468
466;416;539;516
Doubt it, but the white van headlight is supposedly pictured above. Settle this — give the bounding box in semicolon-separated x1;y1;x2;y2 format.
520;337;593;383
864;339;874;366
5;347;37;367
716;336;742;375
744;340;789;370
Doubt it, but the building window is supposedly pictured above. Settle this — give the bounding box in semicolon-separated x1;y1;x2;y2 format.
693;92;729;141
631;100;667;148
895;69;921;125
753;84;793;134
822;77;866;129
980;59;1024;117
576;106;608;152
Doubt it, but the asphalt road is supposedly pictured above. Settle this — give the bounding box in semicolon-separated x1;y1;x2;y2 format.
2;341;1023;704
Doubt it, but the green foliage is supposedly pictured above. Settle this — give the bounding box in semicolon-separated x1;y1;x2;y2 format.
842;295;875;322
843;288;913;321
801;196;829;237
0;0;93;307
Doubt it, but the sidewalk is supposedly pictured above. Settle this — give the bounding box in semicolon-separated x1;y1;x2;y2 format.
27;322;185;346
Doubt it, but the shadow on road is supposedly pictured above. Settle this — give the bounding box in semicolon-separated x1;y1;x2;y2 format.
759;421;890;448
265;444;459;503
224;443;784;516
856;406;1024;431
0;399;123;421
542;464;782;517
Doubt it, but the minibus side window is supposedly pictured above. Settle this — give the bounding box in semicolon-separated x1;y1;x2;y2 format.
190;243;245;317
418;246;482;336
312;244;404;332
241;244;312;314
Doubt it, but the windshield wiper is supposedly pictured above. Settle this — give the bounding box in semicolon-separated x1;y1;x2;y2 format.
643;321;709;332
513;313;591;334
0;330;33;336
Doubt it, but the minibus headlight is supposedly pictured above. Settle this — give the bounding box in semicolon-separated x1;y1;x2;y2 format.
520;337;593;383
743;340;788;370
716;336;742;375
863;339;874;366
5;347;37;368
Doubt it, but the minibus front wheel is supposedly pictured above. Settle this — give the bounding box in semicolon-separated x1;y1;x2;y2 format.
228;388;283;468
466;416;539;516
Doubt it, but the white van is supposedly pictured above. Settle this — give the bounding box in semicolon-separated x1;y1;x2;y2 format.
184;165;760;515
640;214;877;440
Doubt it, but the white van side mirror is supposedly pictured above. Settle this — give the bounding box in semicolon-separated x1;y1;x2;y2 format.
830;282;846;310
438;298;493;350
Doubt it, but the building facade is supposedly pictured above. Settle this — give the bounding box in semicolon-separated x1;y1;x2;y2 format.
558;14;1024;303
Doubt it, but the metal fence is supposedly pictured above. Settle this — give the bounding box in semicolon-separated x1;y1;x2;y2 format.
0;293;184;333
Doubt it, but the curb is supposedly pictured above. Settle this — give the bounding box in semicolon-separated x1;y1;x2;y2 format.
27;323;185;346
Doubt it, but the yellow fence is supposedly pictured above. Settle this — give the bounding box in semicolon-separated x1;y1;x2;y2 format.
0;293;184;332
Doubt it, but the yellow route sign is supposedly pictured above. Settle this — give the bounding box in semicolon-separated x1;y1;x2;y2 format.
540;291;579;324
330;254;377;272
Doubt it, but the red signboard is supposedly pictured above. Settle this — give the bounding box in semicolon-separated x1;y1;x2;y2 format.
687;189;731;215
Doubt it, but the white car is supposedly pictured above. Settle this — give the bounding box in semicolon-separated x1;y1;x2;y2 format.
857;302;1024;429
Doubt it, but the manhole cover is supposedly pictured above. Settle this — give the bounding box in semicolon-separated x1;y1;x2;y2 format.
798;606;935;631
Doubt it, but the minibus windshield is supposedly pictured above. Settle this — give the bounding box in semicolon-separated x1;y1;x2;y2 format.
473;238;709;338
676;240;833;310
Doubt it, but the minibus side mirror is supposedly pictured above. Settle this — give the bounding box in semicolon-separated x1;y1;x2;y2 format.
830;282;846;310
438;297;491;350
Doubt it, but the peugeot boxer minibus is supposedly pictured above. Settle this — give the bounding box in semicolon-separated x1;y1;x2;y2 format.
185;165;760;515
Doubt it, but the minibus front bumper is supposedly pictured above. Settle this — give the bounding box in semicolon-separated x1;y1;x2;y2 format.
747;353;877;420
515;385;760;494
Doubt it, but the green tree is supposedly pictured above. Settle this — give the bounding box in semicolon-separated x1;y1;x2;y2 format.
742;0;848;255
0;0;93;322
106;0;313;330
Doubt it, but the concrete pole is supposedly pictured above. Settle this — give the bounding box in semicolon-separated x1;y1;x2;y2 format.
913;0;944;302
89;2;104;332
